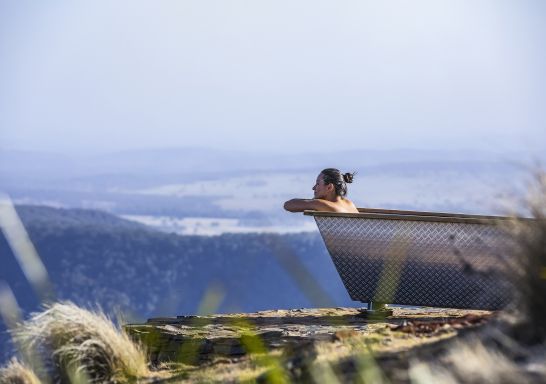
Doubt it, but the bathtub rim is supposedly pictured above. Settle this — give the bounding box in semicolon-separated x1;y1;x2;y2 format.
303;207;533;225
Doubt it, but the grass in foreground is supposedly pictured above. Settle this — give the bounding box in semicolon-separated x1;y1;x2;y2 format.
10;302;150;383
0;358;41;384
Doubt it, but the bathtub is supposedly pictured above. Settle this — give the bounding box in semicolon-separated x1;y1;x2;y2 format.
304;208;522;310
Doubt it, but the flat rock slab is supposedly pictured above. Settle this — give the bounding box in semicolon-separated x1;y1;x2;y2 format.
125;306;491;366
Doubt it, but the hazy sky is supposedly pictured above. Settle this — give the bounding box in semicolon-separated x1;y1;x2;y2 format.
1;0;545;155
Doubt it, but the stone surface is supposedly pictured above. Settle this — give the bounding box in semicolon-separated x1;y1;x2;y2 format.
125;306;492;381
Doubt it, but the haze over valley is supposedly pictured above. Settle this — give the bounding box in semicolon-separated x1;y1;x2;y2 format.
1;147;538;235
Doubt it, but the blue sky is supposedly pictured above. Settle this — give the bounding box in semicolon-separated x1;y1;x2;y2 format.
1;0;545;155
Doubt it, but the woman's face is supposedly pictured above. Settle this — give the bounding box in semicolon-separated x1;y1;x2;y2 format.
312;173;331;199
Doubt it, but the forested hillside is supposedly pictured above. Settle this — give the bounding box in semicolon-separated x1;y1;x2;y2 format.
0;205;355;361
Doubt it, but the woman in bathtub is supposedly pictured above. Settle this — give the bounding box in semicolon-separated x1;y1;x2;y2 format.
284;168;358;213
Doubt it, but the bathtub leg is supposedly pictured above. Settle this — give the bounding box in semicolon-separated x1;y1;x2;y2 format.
359;301;393;319
368;301;387;311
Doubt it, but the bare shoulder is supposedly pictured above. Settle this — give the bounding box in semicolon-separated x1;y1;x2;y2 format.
339;198;359;213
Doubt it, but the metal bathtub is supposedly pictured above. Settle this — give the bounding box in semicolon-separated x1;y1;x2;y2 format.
304;208;520;310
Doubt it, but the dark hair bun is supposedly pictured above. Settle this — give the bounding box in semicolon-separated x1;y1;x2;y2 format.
343;172;354;183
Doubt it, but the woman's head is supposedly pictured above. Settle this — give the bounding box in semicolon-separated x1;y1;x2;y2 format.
313;168;355;199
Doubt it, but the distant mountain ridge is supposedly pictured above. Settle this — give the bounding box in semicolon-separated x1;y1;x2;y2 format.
16;205;150;231
2;147;541;187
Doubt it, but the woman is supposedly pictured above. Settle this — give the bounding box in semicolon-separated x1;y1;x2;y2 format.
284;168;359;213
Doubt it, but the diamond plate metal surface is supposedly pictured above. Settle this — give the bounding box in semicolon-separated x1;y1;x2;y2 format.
315;216;516;310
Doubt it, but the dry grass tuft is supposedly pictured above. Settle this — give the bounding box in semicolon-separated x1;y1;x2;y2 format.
442;340;526;384
11;302;150;383
0;359;40;384
505;172;546;342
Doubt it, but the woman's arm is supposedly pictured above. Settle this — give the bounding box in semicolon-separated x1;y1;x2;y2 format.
283;198;334;212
